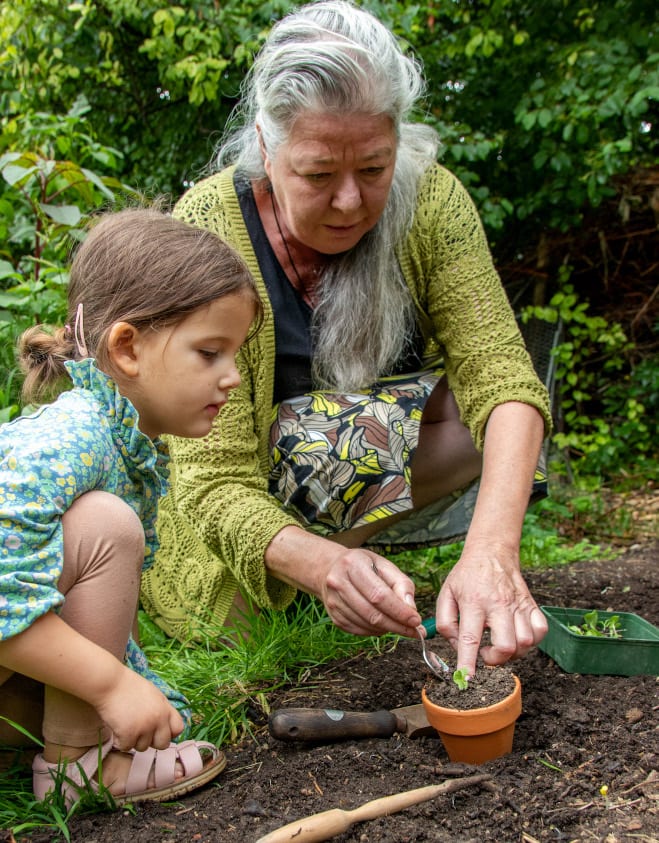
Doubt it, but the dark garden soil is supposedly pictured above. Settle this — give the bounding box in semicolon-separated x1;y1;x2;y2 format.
17;541;659;843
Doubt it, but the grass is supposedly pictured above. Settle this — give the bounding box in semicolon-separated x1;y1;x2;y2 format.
135;595;385;746
0;505;618;837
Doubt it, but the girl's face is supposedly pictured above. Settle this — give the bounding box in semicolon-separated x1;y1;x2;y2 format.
119;292;256;440
262;111;397;255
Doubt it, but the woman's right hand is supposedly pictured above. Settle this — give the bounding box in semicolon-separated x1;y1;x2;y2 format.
321;546;422;636
266;526;421;637
95;665;184;752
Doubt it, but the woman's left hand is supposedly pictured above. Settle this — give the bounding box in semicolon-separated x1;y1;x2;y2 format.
434;540;548;678
433;401;548;676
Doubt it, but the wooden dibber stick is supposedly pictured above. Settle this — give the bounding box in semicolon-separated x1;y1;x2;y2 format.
255;773;491;843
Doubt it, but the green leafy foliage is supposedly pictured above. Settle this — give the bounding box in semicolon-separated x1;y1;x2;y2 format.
0;99;138;418
522;267;658;480
0;0;295;194
3;0;656;223
363;0;658;237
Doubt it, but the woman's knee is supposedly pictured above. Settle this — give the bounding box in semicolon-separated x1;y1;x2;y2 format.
421;375;461;424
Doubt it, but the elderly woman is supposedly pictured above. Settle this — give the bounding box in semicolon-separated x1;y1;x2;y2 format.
141;0;552;676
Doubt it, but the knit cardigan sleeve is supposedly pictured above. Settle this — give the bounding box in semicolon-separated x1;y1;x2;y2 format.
399;165;552;450
140;169;299;640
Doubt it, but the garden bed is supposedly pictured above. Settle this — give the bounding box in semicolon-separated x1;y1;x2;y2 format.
15;542;659;843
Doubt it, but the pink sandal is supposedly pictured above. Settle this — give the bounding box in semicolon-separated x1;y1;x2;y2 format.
32;736;226;808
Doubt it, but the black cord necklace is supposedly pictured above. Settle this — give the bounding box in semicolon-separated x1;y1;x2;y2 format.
270;189;307;290
270;189;320;307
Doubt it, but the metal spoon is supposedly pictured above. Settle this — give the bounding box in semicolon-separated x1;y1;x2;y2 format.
416;625;450;678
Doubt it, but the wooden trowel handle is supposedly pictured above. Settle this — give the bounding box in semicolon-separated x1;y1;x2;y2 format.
255;774;490;843
268;708;399;742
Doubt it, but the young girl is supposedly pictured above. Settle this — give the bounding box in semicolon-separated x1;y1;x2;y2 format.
0;208;263;807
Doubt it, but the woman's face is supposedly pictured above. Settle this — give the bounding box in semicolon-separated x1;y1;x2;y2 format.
262;111;397;255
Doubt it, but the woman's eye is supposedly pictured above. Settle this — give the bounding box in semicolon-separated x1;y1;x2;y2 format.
198;349;218;360
362;166;385;176
306;172;331;182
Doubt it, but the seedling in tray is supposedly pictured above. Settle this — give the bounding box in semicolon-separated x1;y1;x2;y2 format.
567;609;623;639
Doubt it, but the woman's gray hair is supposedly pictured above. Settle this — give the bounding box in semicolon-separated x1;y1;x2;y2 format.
214;0;440;390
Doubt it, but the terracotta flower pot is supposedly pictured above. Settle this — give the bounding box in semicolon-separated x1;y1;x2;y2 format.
421;674;522;765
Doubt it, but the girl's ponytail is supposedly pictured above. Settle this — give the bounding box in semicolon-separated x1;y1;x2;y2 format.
18;325;76;404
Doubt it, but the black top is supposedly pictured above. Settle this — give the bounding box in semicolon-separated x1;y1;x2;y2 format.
236;173;315;403
235;172;424;404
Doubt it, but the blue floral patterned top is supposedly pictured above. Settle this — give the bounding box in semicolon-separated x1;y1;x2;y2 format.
0;358;169;639
0;359;192;729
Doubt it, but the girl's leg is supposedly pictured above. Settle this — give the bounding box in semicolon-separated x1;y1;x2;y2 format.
34;492;213;799
42;491;144;756
0;670;43;749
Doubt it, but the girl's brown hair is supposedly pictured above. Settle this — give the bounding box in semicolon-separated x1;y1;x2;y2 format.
18;208;263;402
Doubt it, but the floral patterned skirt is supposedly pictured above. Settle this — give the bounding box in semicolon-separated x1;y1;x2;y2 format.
268;371;483;552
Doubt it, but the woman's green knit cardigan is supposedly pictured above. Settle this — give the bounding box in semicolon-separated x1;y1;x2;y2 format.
140;164;552;641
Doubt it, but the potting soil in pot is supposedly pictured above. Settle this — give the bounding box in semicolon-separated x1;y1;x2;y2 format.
424;663;515;709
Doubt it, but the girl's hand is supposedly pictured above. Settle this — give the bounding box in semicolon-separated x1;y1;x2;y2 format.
0;614;183;753
95;664;184;752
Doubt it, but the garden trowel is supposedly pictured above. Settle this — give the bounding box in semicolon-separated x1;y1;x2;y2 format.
268;704;436;742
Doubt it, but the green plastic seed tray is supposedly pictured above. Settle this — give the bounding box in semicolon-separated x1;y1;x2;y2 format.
538;606;659;676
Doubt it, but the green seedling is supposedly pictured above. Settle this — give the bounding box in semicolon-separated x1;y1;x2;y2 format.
567;610;623;638
452;667;470;690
